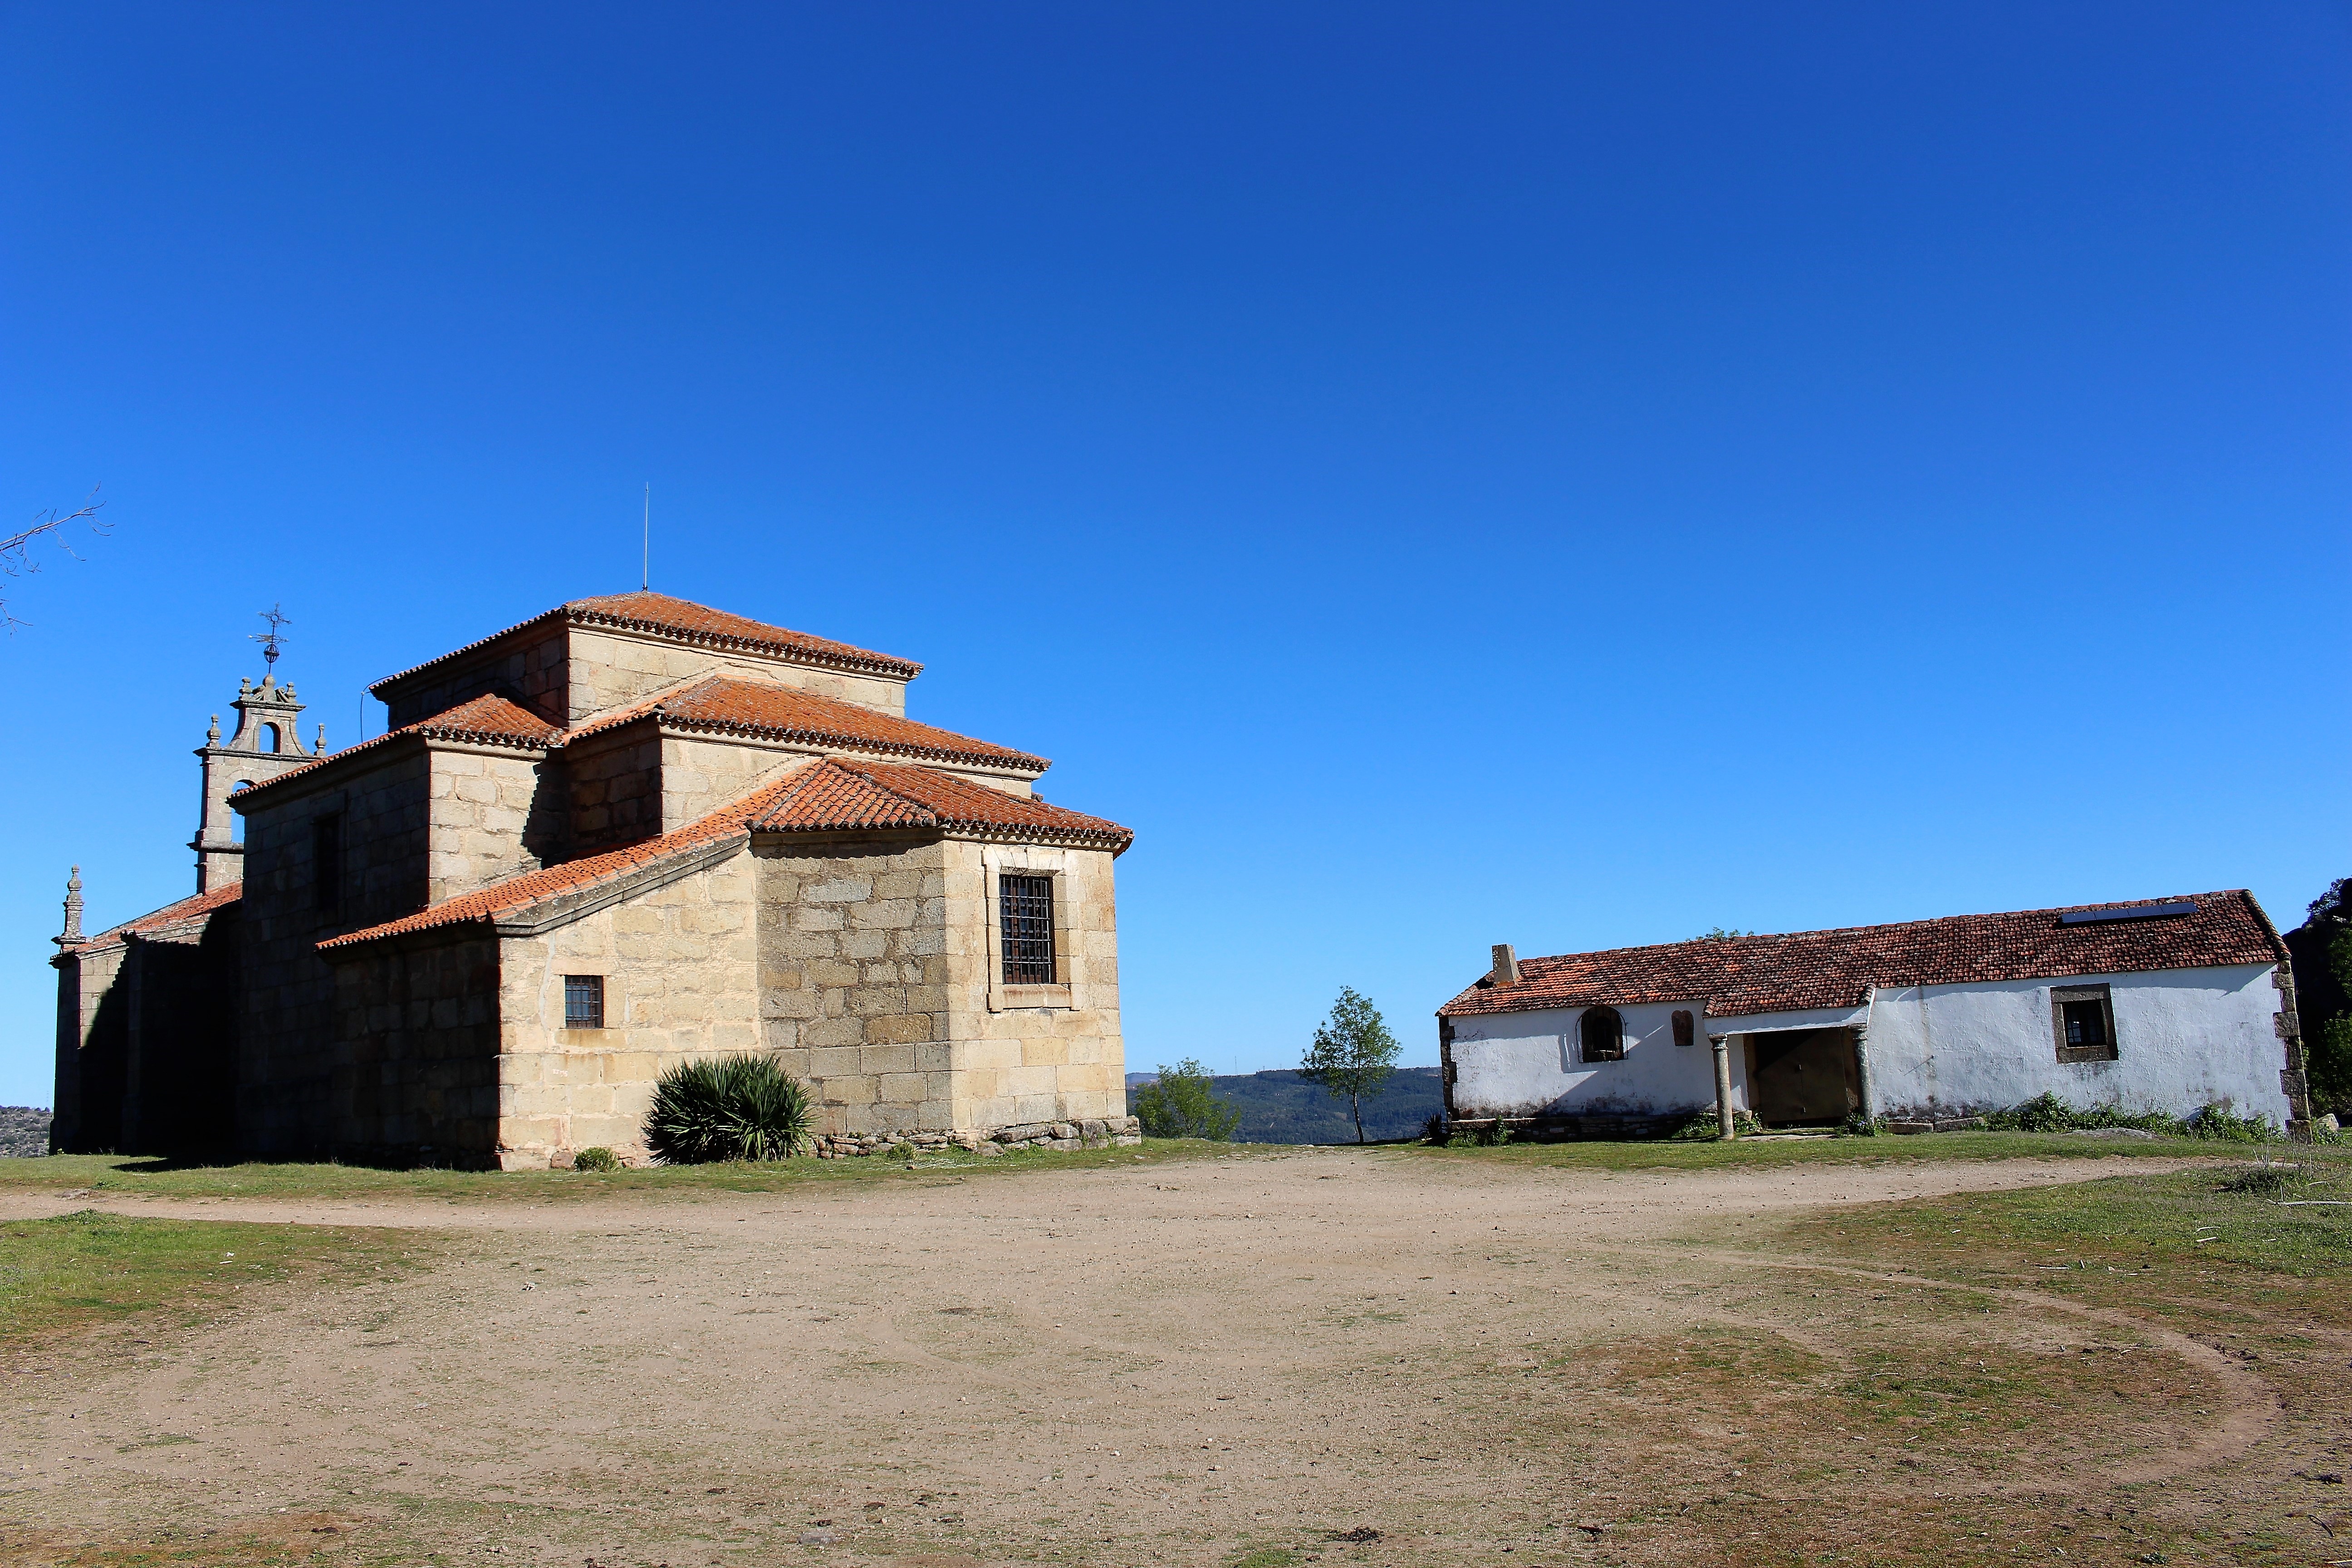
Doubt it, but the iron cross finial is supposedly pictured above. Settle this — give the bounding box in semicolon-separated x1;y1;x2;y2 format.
251;603;293;672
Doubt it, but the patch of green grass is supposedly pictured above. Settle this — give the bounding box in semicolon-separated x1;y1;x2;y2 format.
0;1209;429;1344
0;1138;1251;1203
1228;1549;1298;1568
1394;1128;2352;1173
1784;1164;2352;1279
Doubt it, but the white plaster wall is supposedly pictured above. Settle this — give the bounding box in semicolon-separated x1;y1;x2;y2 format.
1448;1001;1735;1120
1860;965;2286;1122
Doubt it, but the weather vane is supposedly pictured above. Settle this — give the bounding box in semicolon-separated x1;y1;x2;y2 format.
251;603;292;674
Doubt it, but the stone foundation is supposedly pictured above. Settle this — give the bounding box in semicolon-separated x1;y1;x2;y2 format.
813;1115;1141;1159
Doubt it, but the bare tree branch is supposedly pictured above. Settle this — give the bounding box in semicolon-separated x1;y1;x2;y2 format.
2;486;111;629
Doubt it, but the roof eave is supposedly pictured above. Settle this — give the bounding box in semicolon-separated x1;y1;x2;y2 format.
654;714;1048;775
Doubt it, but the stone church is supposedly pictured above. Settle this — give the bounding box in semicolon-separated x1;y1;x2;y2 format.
51;593;1136;1166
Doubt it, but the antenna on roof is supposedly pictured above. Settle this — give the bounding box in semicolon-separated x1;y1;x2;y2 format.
642;483;650;591
251;603;292;674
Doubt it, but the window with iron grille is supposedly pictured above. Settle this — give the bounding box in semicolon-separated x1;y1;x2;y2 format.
2051;983;2117;1063
999;873;1056;985
564;975;606;1029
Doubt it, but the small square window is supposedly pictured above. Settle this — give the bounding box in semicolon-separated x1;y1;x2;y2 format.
564;975;606;1030
2051;984;2117;1063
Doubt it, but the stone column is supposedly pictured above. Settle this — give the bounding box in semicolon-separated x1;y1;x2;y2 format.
1850;1023;1873;1126
1710;1034;1736;1140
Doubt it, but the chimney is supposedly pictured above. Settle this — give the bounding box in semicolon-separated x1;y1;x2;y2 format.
1490;943;1518;985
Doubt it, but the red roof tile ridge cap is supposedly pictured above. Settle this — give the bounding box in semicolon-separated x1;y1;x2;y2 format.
320;813;759;951
74;881;245;951
368;594;922;694
236;696;555;801
1508;890;2244;969
639;675;1049;770
368;604;571;694
554;672;730;743
562;592;923;677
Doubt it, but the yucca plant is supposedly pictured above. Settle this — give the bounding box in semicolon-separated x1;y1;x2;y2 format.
645;1054;814;1164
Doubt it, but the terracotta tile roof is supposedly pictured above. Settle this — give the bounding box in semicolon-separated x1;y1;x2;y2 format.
565;674;1048;773
320;757;1130;951
1439;891;2287;1021
369;591;921;694
69;881;243;954
232;695;560;803
316;769;800;951
749;757;1132;850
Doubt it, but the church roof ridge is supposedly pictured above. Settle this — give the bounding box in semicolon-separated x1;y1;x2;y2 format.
231;694;559;805
368;591;923;695
749;756;1132;850
319;758;1131;951
1437;889;2283;1021
563;672;1049;773
64;880;244;956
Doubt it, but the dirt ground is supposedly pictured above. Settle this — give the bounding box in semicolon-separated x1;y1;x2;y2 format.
0;1149;2339;1568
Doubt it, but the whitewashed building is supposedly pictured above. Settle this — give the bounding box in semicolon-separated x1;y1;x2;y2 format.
1436;892;2316;1137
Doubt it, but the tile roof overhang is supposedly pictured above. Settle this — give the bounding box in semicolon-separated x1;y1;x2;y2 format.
237;674;1049;815
368;591;922;696
58;881;244;961
1438;891;2287;1022
747;757;1132;851
566;674;1049;774
319;759;1130;953
229;695;560;808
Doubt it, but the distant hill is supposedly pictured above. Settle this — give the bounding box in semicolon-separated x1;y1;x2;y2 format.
0;1107;52;1158
1124;1068;1443;1144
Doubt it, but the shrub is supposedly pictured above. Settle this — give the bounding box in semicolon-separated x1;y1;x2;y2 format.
1669;1107;1764;1141
2219;1162;2303;1195
1422;1112;1448;1145
1988;1091;2075;1133
1983;1093;2194;1138
644;1054;814;1164
2187;1100;2282;1144
1132;1059;1242;1141
573;1146;620;1172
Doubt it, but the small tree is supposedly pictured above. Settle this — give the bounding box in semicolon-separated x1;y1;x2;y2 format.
2;488;108;629
2291;877;2352;1118
1131;1059;1241;1142
1302;987;1401;1144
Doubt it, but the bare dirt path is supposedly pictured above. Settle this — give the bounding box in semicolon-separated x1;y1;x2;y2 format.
0;1151;2266;1567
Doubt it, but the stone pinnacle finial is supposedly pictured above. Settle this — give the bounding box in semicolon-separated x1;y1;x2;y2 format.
206;713;221;745
57;866;83;946
315;721;327;753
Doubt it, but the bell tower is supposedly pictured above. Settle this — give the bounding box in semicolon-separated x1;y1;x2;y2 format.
191;608;326;892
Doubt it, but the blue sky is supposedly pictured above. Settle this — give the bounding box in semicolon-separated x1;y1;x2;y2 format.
2;3;2345;1105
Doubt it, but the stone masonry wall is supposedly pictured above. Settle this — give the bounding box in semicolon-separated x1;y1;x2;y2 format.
661;737;808;835
492;848;760;1167
564;725;664;854
755;837;953;1138
325;934;504;1158
380;626;570;729
426;745;561;904
237;745;431;1154
50;942;125;1152
568;627;908;719
939;840;1126;1130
